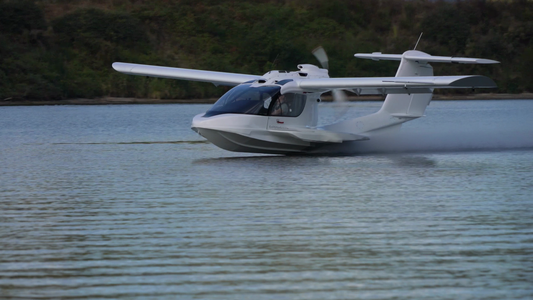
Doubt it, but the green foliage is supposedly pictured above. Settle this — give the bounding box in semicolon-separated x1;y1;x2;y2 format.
421;4;470;53
52;8;149;51
1;0;533;101
518;45;533;91
0;0;46;34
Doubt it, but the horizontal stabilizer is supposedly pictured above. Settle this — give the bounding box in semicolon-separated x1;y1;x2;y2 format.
354;51;499;64
112;62;262;86
354;52;404;61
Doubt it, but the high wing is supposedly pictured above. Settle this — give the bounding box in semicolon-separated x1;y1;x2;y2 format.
280;75;497;95
112;62;262;86
113;60;497;96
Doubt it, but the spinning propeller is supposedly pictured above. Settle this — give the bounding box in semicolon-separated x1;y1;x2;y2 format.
312;46;350;119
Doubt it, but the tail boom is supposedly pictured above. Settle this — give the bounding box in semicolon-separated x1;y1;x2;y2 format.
323;50;498;138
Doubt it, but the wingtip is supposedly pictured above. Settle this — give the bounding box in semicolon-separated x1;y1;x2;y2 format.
112;62;132;72
111;62;122;71
477;59;500;64
450;75;498;88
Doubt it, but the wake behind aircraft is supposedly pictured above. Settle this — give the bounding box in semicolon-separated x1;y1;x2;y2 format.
112;48;498;154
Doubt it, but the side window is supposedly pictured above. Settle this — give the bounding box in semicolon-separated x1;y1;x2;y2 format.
269;93;306;117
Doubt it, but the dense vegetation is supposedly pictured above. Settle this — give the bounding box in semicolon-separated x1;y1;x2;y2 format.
1;0;532;101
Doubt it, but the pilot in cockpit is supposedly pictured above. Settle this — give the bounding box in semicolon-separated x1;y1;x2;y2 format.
271;95;290;116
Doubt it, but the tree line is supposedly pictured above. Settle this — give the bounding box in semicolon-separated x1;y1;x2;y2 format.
1;0;532;101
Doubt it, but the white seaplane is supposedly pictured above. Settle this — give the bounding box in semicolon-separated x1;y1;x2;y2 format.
112;48;498;154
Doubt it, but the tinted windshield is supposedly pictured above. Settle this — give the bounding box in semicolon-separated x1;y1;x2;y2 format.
204;84;281;117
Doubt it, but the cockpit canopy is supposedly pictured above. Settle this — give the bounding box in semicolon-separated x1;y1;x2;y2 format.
204;84;306;117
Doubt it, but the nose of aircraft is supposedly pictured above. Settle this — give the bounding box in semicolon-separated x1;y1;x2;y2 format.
191;113;207;133
191;113;229;135
190;113;251;152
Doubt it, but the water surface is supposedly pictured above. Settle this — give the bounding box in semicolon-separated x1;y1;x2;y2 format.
1;100;532;299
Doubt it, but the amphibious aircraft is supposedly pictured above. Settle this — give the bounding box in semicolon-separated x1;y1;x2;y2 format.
112;48;498;154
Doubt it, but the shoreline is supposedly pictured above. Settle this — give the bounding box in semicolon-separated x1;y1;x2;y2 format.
1;93;532;106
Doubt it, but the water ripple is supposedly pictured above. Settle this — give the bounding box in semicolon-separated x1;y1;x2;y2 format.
1;102;532;299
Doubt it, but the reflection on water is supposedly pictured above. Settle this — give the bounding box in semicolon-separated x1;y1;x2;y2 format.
1;101;532;299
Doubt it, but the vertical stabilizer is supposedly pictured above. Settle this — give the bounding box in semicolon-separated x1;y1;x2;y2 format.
379;50;434;119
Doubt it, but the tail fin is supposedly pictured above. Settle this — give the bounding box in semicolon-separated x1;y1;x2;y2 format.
323;50;499;136
379;50;434;120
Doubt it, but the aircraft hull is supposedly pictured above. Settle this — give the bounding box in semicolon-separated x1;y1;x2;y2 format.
191;113;315;154
194;128;311;154
190;112;374;154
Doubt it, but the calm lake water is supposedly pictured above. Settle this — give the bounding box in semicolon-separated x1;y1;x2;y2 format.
1;100;532;299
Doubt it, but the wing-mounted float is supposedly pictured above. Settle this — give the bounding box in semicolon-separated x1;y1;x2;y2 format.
113;50;498;154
